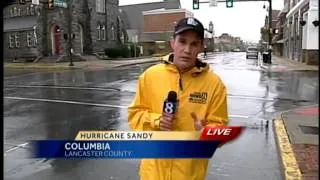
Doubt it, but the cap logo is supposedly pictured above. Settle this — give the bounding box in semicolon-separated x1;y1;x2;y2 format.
187;18;198;26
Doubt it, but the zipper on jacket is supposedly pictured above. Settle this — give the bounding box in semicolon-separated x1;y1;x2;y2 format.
179;78;183;91
179;77;183;91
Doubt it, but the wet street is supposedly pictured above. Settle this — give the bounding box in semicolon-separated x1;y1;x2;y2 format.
4;52;319;180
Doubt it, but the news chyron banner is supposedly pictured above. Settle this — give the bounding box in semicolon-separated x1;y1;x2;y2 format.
31;126;244;159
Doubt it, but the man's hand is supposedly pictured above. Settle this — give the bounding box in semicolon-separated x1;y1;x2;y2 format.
190;112;207;131
191;112;227;147
159;113;174;131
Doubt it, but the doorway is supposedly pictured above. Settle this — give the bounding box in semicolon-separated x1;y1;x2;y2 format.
51;25;61;55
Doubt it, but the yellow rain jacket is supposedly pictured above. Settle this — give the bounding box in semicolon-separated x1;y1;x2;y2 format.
128;53;229;180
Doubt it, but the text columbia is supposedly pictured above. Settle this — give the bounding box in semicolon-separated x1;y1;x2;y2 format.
64;142;132;158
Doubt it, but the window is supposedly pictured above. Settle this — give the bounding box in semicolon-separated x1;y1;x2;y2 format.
18;8;21;16
9;35;15;48
15;34;20;48
30;5;34;15
13;7;17;17
33;29;38;46
27;32;33;47
26;6;30;15
101;25;106;40
97;25;101;40
96;0;105;13
8;33;21;48
120;32;125;44
9;8;14;17
111;25;115;40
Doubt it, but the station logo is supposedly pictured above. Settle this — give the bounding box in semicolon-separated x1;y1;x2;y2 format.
189;92;208;104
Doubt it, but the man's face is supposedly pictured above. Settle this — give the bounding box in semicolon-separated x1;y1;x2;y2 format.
170;30;203;72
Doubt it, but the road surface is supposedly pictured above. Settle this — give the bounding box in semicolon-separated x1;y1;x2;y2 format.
4;52;319;180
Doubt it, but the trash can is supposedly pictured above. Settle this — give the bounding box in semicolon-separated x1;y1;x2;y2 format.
262;52;269;63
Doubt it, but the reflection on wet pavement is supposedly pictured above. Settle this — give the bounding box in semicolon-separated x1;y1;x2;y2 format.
4;53;318;180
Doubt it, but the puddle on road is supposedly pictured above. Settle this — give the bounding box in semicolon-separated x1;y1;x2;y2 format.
208;119;281;180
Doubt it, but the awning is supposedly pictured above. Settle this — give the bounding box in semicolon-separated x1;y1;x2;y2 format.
286;0;309;18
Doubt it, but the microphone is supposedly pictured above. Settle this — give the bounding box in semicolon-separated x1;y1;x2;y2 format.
163;91;177;115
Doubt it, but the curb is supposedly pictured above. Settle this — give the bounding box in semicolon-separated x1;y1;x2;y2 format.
4;59;159;70
4;64;85;70
273;119;302;180
112;59;159;68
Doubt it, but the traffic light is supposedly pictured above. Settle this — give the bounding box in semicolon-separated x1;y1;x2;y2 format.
226;0;233;8
48;0;54;8
193;0;199;10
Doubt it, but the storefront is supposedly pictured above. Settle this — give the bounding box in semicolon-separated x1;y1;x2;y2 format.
286;0;318;64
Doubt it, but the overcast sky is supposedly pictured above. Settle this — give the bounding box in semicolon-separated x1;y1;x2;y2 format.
119;0;284;43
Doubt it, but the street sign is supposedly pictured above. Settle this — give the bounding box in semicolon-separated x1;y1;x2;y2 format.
54;0;68;8
32;0;39;5
209;0;218;7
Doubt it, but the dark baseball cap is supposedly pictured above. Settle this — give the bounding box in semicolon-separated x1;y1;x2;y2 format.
174;17;204;39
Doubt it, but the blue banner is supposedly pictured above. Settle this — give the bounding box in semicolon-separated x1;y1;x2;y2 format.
31;140;221;159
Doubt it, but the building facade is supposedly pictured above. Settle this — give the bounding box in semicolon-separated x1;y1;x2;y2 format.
272;10;288;57
214;33;245;52
260;10;280;52
3;0;128;61
119;0;180;48
141;8;193;55
284;0;318;64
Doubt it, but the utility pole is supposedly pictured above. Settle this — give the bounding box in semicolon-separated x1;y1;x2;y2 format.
67;0;74;66
42;1;48;56
267;0;272;63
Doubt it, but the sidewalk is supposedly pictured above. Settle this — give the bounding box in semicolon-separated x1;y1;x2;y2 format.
259;55;319;72
3;57;160;71
274;105;319;180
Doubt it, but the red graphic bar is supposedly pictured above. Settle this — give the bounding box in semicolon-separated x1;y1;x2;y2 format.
200;126;244;142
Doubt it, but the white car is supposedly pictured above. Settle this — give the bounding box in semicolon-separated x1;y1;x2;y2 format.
246;47;259;59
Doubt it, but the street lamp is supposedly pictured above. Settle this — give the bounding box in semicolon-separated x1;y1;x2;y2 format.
208;21;214;52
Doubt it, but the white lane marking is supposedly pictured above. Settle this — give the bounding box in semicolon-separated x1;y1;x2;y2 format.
4;72;41;80
208;171;230;177
229;115;249;118
4;96;127;109
4;85;120;92
4;142;29;156
4;96;250;119
228;95;274;101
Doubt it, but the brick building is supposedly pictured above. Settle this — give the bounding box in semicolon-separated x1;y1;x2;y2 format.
3;0;128;61
141;8;193;54
260;10;281;49
272;10;288;57
119;0;180;42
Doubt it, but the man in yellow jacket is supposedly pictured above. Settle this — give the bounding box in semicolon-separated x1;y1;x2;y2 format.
128;17;229;180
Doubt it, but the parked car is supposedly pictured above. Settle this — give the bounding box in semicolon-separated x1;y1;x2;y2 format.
246;47;259;59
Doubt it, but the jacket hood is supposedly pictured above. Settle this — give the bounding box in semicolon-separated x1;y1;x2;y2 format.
159;53;210;76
